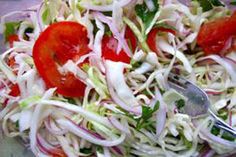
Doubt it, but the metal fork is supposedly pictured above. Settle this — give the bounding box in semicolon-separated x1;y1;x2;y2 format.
168;73;236;137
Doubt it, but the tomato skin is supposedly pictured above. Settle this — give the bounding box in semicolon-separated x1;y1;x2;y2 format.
7;34;19;48
197;12;236;55
9;84;20;97
47;149;67;157
33;21;90;97
101;27;137;63
147;27;176;53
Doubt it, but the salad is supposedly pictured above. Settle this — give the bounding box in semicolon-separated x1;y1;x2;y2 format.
1;0;236;156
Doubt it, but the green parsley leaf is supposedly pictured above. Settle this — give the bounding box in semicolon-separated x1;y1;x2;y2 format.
218;108;228;120
80;148;93;154
136;101;159;130
222;132;235;141
4;22;20;41
211;126;220;135
230;0;236;5
135;0;159;30
16;120;19;128
130;59;142;69
176;99;185;110
67;98;76;104
193;0;224;12
180;133;192;148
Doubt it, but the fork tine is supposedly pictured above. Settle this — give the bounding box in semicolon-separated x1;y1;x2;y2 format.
168;73;187;92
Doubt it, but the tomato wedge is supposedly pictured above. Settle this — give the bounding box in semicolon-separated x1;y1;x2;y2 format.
197;12;236;55
33;21;90;97
147;27;176;53
9;84;20;97
101;27;137;63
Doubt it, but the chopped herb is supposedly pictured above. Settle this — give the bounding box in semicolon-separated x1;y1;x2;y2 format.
104;24;112;36
231;0;236;5
211;126;235;141
4;22;21;41
80;148;93;154
130;59;142;69
135;0;159;30
96;146;104;153
222;132;235;141
193;0;224;12
209;0;224;6
103;11;112;16
181;133;192;148
67;98;76;104
175;99;185;110
16;120;19;128
211;126;220;135
218;108;228;120
136;101;159;130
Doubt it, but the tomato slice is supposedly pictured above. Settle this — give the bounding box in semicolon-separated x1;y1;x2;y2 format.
7;34;19;48
33;21;90;97
197;12;236;55
147;27;176;53
9;84;20;97
101;27;137;63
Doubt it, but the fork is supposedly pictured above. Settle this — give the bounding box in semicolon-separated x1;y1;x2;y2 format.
168;73;236;137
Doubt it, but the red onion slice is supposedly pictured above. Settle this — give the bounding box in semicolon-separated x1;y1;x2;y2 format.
57;118;126;147
108;116;130;134
44;116;68;135
36;134;66;157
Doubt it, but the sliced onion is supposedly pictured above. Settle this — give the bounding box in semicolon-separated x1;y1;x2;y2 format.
93;12;132;57
104;147;112;157
157;37;192;73
197;55;236;83
154;89;167;137
204;89;224;95
105;60;141;115
36;2;44;32
44;116;68;135
108;116;130;134
57;119;126;147
111;146;124;155
36;134;65;157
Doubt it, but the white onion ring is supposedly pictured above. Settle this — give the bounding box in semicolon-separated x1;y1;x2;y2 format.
108;116;130;134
